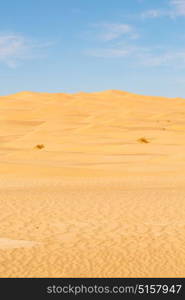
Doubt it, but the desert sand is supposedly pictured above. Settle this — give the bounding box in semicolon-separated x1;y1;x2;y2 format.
0;89;185;277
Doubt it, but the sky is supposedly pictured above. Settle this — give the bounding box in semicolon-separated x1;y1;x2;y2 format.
1;0;185;97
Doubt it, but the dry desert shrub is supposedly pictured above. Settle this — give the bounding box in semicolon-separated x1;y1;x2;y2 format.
137;137;150;144
35;144;45;149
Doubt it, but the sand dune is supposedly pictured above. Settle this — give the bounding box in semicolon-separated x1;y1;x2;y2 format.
0;90;185;277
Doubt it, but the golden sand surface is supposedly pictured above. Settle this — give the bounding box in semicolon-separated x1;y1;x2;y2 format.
0;90;185;277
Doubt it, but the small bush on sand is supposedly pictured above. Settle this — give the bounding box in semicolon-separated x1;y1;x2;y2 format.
137;137;150;144
35;144;45;150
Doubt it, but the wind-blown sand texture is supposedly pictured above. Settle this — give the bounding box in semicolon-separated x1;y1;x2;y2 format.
0;90;185;277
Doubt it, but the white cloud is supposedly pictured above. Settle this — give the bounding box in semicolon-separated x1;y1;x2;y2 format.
83;3;185;68
141;51;185;67
141;0;185;19
171;0;185;16
0;33;51;68
85;45;149;59
91;23;138;42
85;47;134;58
141;9;169;19
85;43;185;69
98;23;132;41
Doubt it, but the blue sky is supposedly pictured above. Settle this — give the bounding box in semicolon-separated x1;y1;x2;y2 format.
1;0;185;96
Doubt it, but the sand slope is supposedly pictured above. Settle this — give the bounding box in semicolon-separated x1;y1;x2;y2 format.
0;90;185;277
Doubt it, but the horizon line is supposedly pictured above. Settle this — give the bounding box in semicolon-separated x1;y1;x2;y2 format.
0;89;184;99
